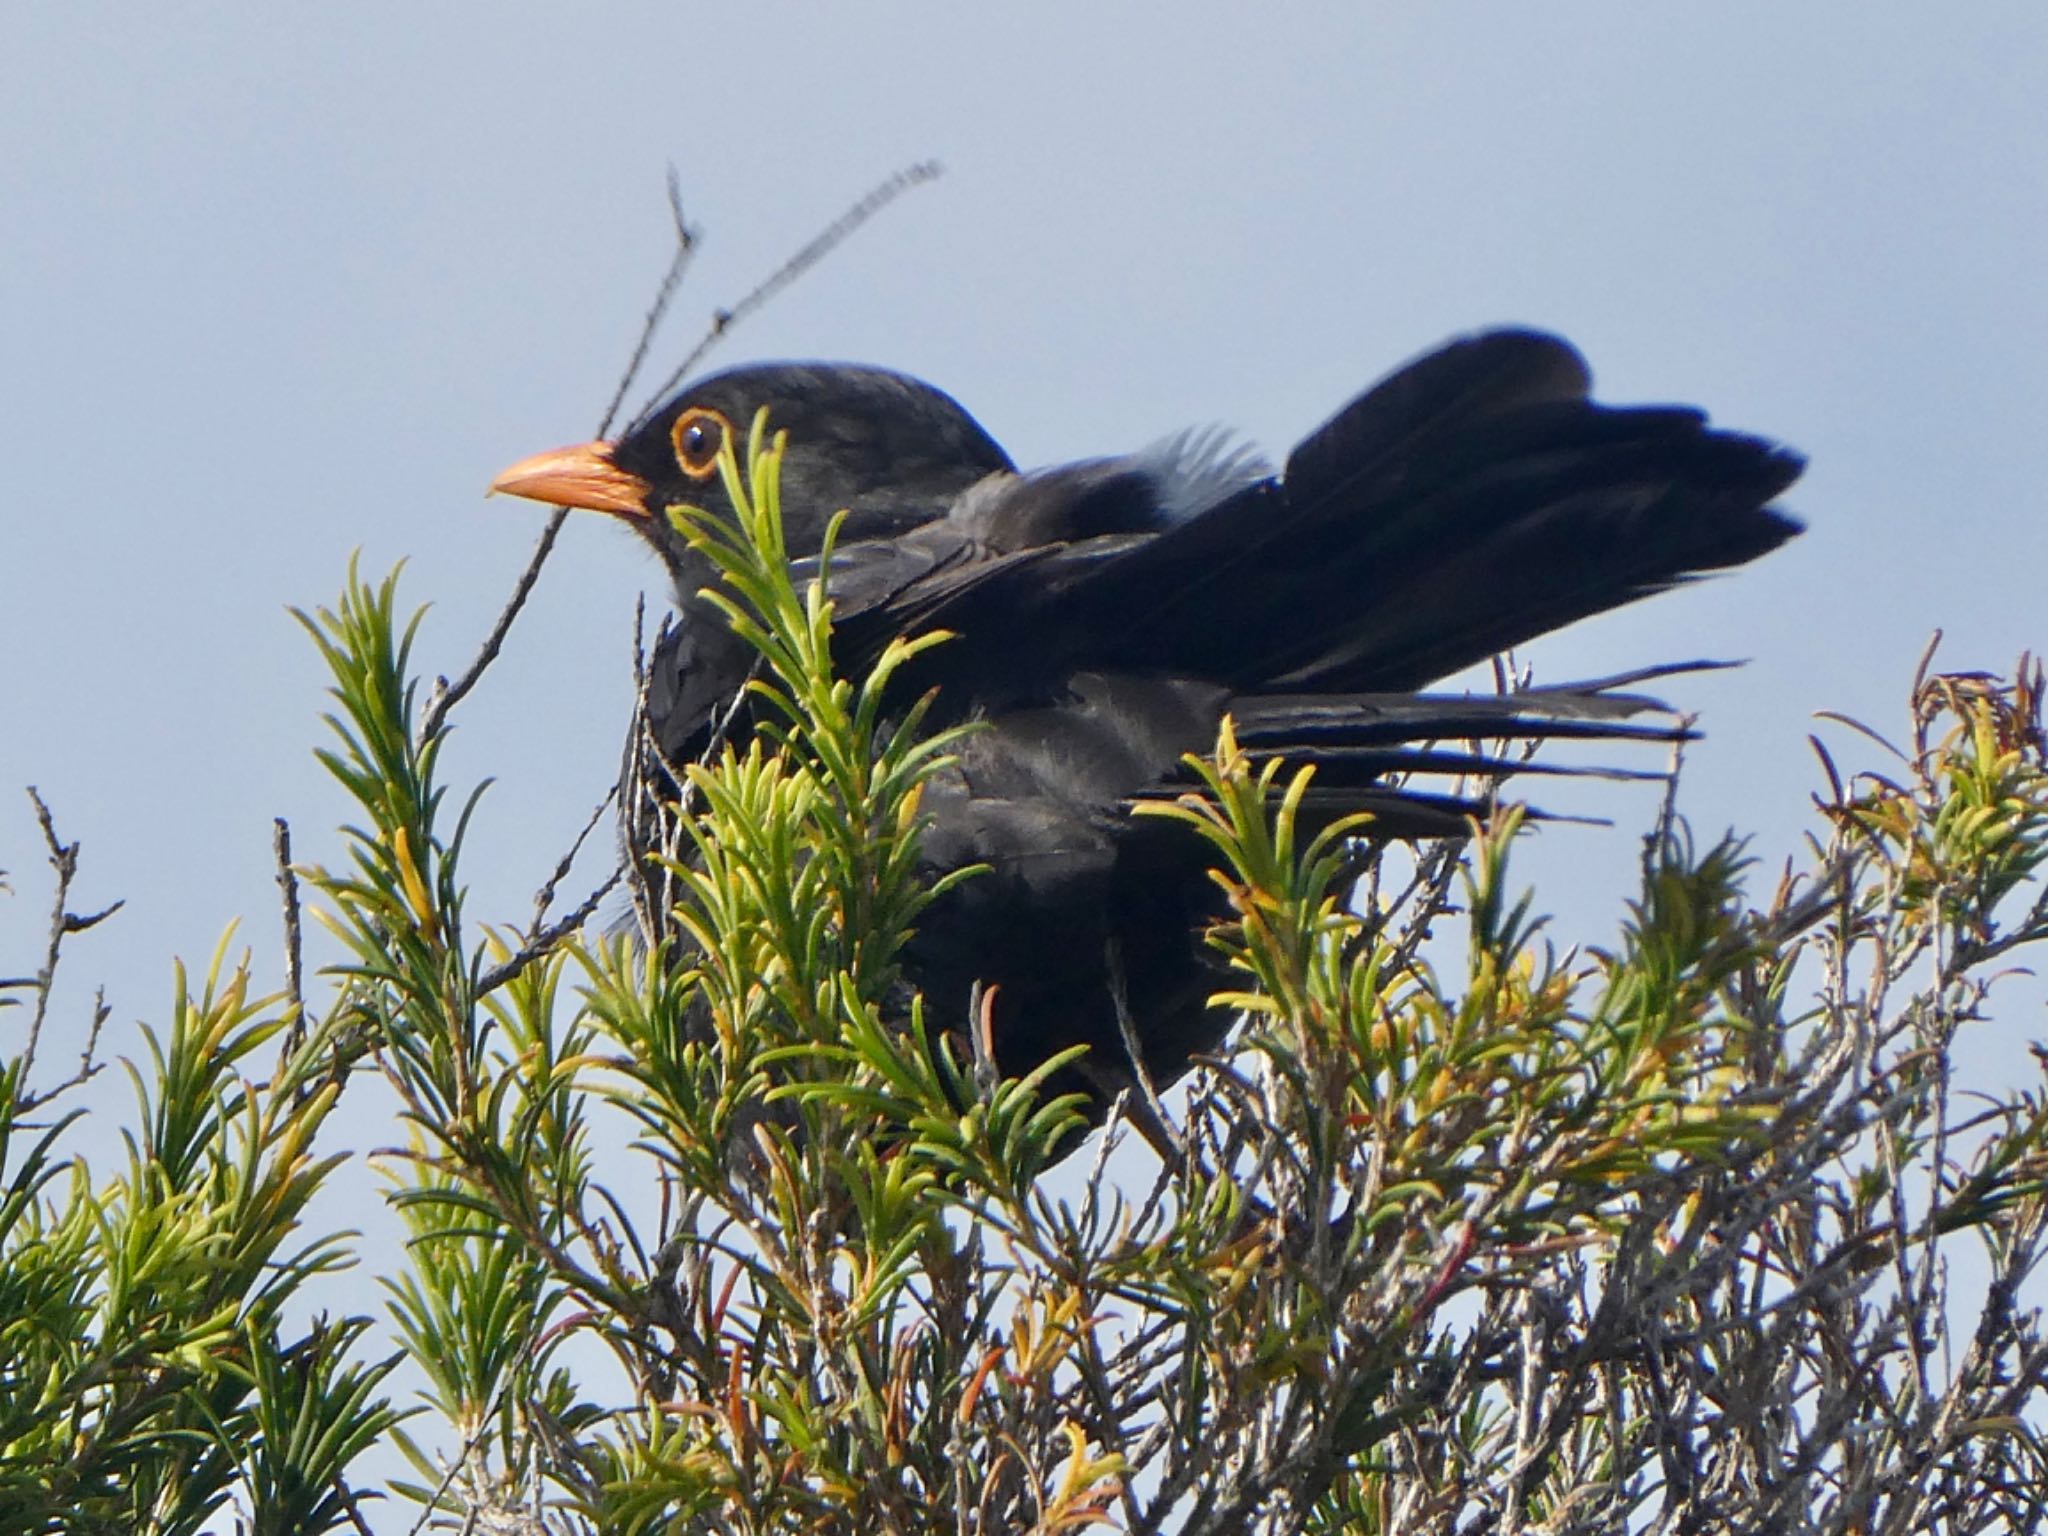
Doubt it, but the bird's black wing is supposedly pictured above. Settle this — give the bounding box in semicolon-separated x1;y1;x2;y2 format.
789;442;1270;710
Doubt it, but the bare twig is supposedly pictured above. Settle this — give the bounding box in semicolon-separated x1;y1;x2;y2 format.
528;784;619;936
624;161;944;437
332;1474;377;1536
1641;712;1694;884
1102;938;1185;1166
427;165;948;1008
624;645;758;948
422;160;942;745
16;788;120;1094
274;816;306;1054
417;179;701;745
596;165;701;441
417;507;570;744
475;867;624;996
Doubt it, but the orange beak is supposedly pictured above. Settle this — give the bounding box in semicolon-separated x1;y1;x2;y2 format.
488;440;653;519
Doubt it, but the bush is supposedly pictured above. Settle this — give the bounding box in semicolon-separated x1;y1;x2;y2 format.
4;425;2045;1534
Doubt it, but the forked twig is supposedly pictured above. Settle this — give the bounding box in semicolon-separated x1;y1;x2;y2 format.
624;160;942;436
420;161;943;745
12;789;117;1107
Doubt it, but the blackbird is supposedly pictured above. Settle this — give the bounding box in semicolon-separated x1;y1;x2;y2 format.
492;329;1802;1126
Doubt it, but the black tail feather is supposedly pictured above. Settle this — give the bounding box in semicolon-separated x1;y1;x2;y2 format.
1027;333;1801;696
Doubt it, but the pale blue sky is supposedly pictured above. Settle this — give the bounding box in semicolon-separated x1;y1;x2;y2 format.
4;3;2045;1514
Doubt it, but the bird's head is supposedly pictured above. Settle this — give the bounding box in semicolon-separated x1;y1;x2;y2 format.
490;362;1014;595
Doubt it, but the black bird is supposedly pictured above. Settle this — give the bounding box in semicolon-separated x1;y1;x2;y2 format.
492;330;1802;1126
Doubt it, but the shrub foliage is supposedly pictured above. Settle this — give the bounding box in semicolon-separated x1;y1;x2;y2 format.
3;425;2045;1533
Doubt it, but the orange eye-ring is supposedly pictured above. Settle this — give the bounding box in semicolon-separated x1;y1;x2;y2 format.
670;406;732;480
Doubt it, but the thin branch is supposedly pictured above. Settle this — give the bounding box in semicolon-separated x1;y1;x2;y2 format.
332;1473;378;1536
417;507;569;744
596;165;701;440
624;160;944;435
1641;712;1693;884
18;788;120;1093
416;179;700;745
274;816;306;1055
1103;937;1186;1166
476;866;623;996
528;783;619;936
420;161;942;746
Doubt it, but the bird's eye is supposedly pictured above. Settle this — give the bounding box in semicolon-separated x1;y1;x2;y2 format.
670;406;731;480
